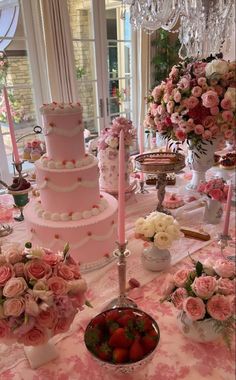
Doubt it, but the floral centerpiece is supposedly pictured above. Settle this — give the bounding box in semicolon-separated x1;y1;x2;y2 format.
0;242;87;347
197;178;229;202
135;212;181;271
98;117;136;193
144;58;236;152
161;258;235;346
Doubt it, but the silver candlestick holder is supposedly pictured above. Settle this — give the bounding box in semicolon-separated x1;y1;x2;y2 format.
217;233;235;262
104;241;137;310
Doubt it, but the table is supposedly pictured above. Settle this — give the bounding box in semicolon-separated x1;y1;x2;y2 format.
0;170;235;380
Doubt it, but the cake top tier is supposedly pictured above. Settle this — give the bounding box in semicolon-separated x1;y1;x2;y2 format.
40;102;82;115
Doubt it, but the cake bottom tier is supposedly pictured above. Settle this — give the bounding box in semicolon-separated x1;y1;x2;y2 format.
24;192;118;272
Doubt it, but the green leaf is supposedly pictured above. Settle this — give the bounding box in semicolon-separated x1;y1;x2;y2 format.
196;261;203;277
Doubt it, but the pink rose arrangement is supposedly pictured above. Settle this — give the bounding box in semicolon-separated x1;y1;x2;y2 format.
0;242;87;346
197;178;229;202
144;58;236;153
98;116;136;151
161;258;235;346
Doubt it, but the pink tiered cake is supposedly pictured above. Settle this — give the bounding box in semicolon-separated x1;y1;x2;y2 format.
24;103;118;270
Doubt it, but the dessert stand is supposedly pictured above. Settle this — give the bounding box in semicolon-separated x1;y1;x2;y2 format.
135;152;185;214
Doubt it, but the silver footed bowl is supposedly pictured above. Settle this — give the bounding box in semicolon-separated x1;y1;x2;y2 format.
84;307;160;375
135;151;185;174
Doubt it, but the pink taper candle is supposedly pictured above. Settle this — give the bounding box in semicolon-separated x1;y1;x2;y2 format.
139;125;144;181
223;182;232;236
118;129;126;245
3;86;20;163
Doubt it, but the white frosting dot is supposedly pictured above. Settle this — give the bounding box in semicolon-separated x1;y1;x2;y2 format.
55;162;63;169
65;162;75;169
72;212;82;221
60;213;70;221
48;161;56;169
42;211;51;220
42;159;48;168
91;208;99;216
82;210;92;219
99;204;105;212
51;213;60;221
37;209;44;217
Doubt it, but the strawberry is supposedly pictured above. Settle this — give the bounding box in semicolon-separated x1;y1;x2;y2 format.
129;336;144;362
112;348;129;363
97;342;112;361
90;313;106;329
141;329;159;354
136;316;153;333
117;312;135;329
108;321;120;335
105;309;121;323
109;327;134;348
84;327;102;349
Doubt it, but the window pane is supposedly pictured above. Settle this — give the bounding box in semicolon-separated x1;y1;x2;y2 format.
67;0;94;40
73;41;96;82
77;81;98;134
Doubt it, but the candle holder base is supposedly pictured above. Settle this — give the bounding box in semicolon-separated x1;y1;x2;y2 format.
103;295;137;311
0;224;13;237
217;233;235;262
136;180;149;194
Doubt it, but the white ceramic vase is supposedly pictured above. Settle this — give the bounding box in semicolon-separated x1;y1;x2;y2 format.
203;198;223;224
24;340;59;369
186;139;218;190
177;311;221;343
142;244;171;272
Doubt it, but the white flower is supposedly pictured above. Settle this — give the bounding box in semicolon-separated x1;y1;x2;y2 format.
105;136;119;149
142;222;156;238
165;224;181;239
134;217;146;234
30;247;44;258
153;218;167;232
205;59;229;77
162;215;175;225
154;232;172;249
224;87;236;109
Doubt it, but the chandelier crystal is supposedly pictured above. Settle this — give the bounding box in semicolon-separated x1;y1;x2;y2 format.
123;0;235;59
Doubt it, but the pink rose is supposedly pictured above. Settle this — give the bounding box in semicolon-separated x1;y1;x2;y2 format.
213;259;235;278
24;259;52;280
18;326;48;346
207;294;232;321
42;250;61;266
67;278;87;295
224;129;234;140
171;288;188;310
202;130;212;140
0;264;13;286
161;274;175;297
183;297;206;321
186;96;199;109
221;98;232;110
198;77;207;86
191;86;202;97
56;263;75;281
173;269;191;287
201;90;219;108
191;276;217;299
47;276;68;295
194;124;204;135
53;314;75;336
175;128;186;141
193;62;207;77
3;277;27;298
210;106;219;115
222;110;233;122
167;100;175;113
13;262;25;277
203;116;215;129
210;125;219;136
173;91;181;103
217;278;235;295
3;297;25;317
37;307;57;329
0;320;10;339
208;188;224;201
6;248;22;265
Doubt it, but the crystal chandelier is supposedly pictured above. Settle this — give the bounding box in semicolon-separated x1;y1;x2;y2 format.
122;0;235;59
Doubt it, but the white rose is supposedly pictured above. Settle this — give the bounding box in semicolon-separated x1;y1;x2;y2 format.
202;258;216;276
135;217;146;234
165;224;181;239
154;232;173;249
142;222;155;238
162;215;175;225
205;59;229;77
153;218;167;232
105;136;119;149
224;87;236;109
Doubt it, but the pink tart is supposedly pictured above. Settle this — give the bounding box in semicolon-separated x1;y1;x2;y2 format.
163;193;184;209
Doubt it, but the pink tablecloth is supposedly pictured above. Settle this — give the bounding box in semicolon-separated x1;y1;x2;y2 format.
0;175;235;380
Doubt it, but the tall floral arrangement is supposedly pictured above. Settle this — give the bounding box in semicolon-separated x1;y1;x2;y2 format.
0;243;87;346
98;117;136;151
144;58;236;154
161;258;235;347
0;51;9;84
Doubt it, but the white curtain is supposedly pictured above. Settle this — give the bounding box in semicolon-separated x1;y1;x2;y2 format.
40;0;78;103
0;130;11;186
132;30;150;145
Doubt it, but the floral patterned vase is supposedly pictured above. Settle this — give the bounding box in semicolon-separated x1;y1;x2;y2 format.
186;139;218;190
24;340;59;369
203;198;223;224
177;311;221;343
142;244;171;272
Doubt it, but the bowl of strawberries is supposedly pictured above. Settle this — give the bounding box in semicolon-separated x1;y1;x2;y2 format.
84;307;160;374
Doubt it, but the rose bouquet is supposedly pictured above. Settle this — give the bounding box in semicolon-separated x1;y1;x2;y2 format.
0;242;87;346
98;116;136;151
161;258;235;346
144;58;236;154
135;212;181;250
197;178;229;202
